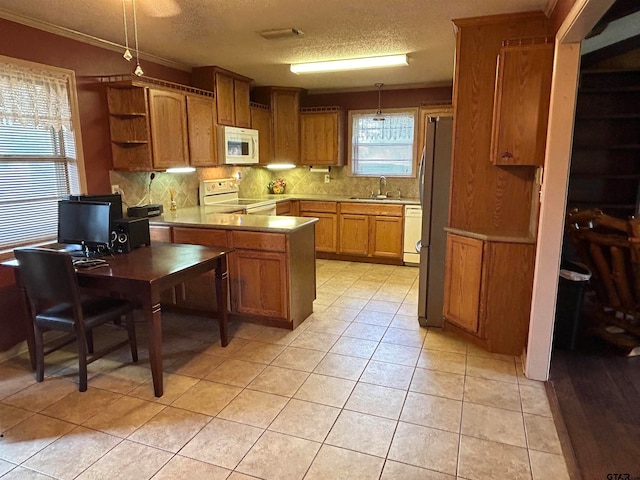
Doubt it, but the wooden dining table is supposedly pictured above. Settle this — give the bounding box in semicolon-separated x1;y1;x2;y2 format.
6;243;231;397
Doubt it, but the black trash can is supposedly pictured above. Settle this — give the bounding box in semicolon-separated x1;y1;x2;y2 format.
553;262;591;351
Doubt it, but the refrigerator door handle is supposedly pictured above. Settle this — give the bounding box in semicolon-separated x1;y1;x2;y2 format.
415;240;422;253
418;146;426;208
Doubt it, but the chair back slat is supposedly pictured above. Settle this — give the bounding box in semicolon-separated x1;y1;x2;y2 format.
610;246;634;310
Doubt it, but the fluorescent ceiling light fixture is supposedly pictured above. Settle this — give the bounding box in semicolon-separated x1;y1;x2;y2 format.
290;54;408;74
166;166;196;173
265;163;295;170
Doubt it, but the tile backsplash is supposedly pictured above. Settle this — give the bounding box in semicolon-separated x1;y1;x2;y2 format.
109;166;420;213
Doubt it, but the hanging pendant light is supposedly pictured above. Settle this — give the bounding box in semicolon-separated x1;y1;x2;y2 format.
121;0;132;61
132;0;144;76
373;83;385;121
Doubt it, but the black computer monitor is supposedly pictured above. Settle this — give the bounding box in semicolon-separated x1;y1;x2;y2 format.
57;200;112;253
65;193;123;227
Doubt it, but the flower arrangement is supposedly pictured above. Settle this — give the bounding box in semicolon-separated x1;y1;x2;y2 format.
268;178;286;194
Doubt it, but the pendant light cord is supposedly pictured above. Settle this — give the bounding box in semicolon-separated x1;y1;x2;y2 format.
122;0;129;51
133;0;143;74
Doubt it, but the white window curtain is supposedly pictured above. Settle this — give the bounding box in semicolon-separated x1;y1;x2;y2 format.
0;61;73;132
0;60;79;254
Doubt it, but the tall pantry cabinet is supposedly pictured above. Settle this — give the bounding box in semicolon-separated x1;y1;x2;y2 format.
443;12;552;354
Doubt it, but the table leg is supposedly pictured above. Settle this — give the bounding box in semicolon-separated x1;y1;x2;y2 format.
215;256;229;347
145;299;164;397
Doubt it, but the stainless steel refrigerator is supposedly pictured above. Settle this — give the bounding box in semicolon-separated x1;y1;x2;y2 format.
417;116;453;327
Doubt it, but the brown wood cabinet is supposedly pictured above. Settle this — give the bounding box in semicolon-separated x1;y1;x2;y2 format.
250;103;273;165
105;78;217;171
153;224;316;328
276;200;299;216
371;215;404;259
449;13;549;235
299;201;338;253
186;95;217;167
252;87;301;164
491;39;554;166
147;89;189;169
339;214;369;256
443;232;536;354
442;235;484;333
230;247;288;319
192;66;252;128
339;203;404;260
300;107;345;166
442;13;549;354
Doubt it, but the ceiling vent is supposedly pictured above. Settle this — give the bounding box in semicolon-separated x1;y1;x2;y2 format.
259;28;304;40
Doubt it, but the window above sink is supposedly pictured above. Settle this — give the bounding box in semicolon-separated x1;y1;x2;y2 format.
348;108;418;178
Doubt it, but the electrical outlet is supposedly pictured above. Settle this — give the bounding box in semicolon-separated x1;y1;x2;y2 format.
324;174;330;184
111;184;120;194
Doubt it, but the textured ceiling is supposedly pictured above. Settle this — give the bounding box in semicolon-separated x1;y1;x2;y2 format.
0;0;549;92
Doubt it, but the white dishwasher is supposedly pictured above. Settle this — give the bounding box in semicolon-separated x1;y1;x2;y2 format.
403;205;422;265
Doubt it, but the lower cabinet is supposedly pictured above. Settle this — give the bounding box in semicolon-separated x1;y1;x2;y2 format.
338;203;404;261
276;200;299;216
370;215;404;259
299;201;338;253
230;249;287;318
339;214;369;255
442;235;484;333
151;225;316;328
443;232;536;354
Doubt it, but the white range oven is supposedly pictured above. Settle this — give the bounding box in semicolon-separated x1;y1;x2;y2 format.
199;178;276;215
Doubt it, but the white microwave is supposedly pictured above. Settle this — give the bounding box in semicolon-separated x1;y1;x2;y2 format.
217;126;259;164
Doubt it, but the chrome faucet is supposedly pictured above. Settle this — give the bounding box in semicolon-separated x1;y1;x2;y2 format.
378;176;387;197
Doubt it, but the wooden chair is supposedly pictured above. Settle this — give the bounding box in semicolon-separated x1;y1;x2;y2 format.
566;209;640;354
14;248;138;391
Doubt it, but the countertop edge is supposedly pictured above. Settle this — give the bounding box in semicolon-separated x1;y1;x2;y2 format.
444;227;536;244
150;213;318;233
264;194;420;205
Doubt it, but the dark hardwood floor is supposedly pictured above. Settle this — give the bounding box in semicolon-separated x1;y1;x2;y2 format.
549;336;640;480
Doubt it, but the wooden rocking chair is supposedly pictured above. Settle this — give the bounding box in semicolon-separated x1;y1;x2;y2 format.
566;208;640;355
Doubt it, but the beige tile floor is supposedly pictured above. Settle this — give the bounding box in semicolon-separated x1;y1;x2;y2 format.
0;259;572;480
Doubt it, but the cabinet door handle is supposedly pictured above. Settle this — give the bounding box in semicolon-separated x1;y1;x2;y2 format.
501;151;513;160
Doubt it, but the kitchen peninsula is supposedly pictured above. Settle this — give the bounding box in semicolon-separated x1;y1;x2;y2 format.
148;209;317;329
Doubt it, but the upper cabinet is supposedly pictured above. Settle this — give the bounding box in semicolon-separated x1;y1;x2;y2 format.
250;102;273;165
192;66;252;128
186;95;217;168
300;107;345;166
148;89;189;169
449;12;549;235
252;87;302;164
490;38;554;167
104;76;217;171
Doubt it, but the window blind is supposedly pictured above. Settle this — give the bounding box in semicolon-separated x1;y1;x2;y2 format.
0;122;79;251
350;110;416;177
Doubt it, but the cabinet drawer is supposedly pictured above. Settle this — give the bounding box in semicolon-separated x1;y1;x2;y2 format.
276;200;292;215
231;231;286;252
340;202;403;217
173;227;228;247
299;201;337;214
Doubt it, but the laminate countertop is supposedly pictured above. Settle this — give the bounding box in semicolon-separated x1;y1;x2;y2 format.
262;194;420;205
149;207;318;234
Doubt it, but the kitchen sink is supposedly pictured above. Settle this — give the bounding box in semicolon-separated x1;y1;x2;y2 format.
349;196;389;200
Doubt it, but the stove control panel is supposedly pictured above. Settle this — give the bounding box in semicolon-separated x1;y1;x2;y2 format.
199;178;239;205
